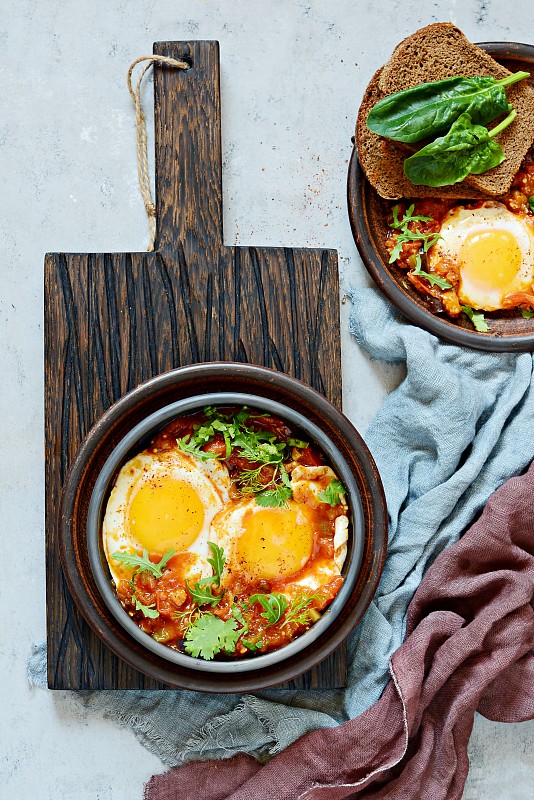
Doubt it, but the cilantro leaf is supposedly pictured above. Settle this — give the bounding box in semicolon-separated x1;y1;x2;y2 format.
186;578;221;606
462;305;490;332
528;196;534;214
279;463;291;488
287;437;309;448
318;479;346;506
521;309;534;319
184;614;241;660
255;486;292;508
111;548;174;579
134;597;159;619
249;593;289;626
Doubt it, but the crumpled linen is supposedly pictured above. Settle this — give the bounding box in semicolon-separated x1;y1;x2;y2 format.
145;459;534;800
29;288;534;766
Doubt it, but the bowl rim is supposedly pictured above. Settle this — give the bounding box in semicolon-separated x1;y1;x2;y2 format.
87;391;366;672
59;361;388;691
347;41;534;353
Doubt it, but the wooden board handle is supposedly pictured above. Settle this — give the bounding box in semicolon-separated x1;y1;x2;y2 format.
153;41;223;255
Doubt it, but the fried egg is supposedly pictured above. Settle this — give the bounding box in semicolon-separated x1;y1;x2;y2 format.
103;449;231;586
427;203;534;311
212;465;348;597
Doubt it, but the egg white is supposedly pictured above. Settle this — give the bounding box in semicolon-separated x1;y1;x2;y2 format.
103;449;230;587
212;465;348;599
427;202;534;311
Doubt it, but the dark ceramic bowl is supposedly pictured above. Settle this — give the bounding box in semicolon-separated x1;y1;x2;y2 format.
348;42;534;352
59;362;388;691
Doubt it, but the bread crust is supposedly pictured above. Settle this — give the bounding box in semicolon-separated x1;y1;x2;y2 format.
356;23;534;198
356;67;487;200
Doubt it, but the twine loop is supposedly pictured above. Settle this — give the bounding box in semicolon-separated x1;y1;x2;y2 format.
127;55;190;251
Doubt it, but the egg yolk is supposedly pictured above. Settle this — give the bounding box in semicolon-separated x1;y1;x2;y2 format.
459;229;522;290
235;504;314;580
128;476;204;553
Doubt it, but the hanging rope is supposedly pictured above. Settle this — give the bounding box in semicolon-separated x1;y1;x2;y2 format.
127;55;190;251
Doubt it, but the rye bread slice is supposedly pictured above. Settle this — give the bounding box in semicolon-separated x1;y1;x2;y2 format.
356;67;487;200
377;23;534;196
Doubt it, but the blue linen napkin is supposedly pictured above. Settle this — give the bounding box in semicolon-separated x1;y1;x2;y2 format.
28;288;534;766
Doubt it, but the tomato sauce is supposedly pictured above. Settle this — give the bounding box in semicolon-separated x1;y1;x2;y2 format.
385;148;534;317
112;407;348;658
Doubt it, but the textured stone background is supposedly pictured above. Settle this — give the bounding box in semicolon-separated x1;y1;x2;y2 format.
1;1;533;797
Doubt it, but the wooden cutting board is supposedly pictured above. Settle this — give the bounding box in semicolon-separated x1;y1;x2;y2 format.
44;40;343;689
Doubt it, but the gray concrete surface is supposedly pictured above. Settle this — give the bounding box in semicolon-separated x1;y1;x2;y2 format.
1;1;533;797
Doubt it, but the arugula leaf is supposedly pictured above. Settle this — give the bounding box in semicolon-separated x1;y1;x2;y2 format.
281;592;320;628
249;593;289;626
184;614;241;660
404;110;516;188
388;207;442;265
176;434;218;461
318;479;346;506
255;486;292;508
206;541;225;586
528;197;534;214
391;203;433;229
521;309;534;319
134;597;160;619
462;305;490;332
111;548;174;579
186;578;221;606
366;72;528;143
412;255;452;290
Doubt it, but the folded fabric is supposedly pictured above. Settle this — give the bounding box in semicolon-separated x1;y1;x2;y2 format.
28;288;534;766
145;459;534;800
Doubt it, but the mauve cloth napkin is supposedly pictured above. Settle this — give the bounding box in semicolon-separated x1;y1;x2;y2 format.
28;289;534;766
144;457;534;800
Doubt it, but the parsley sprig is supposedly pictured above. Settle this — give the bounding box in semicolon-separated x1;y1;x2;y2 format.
184;615;241;660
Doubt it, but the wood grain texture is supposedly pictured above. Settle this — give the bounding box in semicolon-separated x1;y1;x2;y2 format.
45;41;342;689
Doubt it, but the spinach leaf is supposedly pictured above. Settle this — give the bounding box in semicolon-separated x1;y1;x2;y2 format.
528;197;534;214
403;110;516;187
366;71;528;143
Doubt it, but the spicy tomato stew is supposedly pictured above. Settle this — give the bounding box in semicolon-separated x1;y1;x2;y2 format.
102;406;349;661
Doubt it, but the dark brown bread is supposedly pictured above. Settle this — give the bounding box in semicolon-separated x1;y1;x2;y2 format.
356;67;487;200
376;23;534;196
